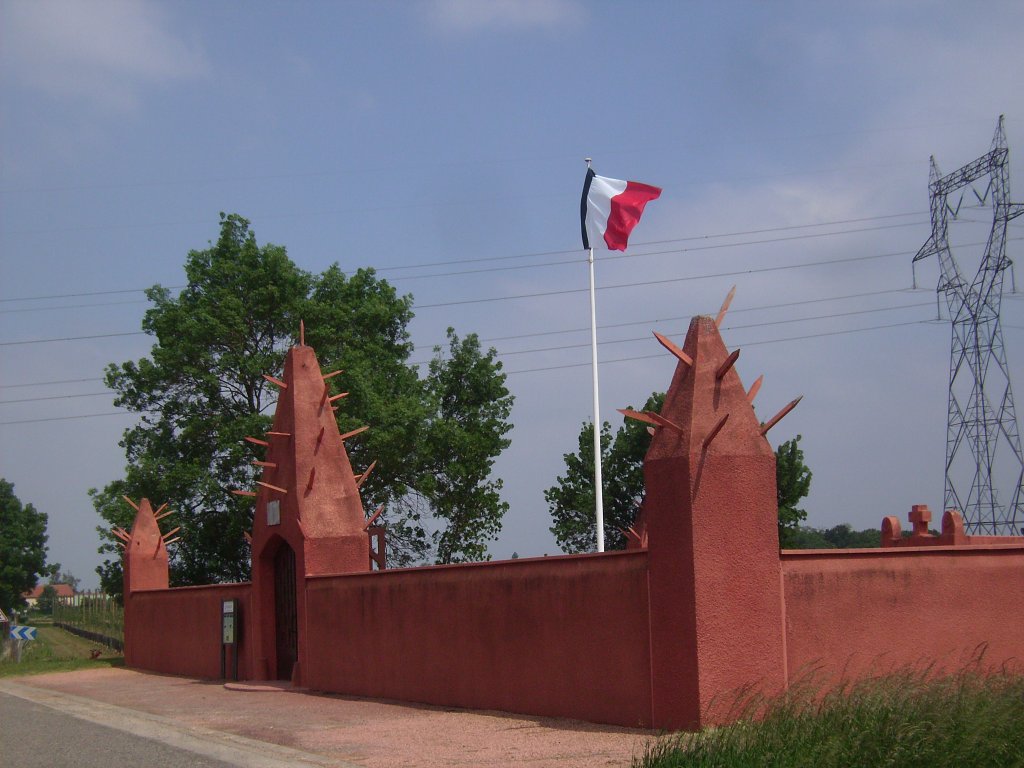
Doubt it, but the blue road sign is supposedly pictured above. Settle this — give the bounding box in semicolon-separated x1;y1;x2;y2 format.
10;625;37;641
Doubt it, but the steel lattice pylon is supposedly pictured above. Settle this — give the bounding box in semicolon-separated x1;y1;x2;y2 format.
913;116;1024;535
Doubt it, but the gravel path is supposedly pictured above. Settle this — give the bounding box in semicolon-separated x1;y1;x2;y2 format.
5;667;655;767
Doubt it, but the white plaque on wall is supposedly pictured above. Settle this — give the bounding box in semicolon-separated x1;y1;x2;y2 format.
266;500;280;526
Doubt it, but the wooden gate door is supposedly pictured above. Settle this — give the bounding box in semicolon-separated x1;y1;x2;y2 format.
273;543;298;680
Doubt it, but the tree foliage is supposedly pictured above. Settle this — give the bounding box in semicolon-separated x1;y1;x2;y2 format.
93;214;513;595
546;392;663;553
546;395;813;552
776;434;813;548
422;329;514;563
0;479;49;614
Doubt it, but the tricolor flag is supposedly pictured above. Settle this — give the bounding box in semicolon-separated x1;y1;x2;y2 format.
580;168;661;251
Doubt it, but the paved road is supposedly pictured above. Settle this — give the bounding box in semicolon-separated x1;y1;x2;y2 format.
0;683;342;768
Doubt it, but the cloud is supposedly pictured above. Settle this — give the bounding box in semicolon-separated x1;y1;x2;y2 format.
1;0;207;110
427;0;584;34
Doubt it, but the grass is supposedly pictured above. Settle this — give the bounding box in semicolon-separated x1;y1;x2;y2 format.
636;668;1024;768
1;619;123;678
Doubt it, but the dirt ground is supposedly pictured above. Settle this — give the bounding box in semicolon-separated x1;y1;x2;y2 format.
9;667;656;767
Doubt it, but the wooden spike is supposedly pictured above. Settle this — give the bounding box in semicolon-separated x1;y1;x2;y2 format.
322;369;344;380
152;539;162;559
715;285;737;328
262;374;288;389
306;467;316;492
266;431;291;437
747;375;764;403
715;349;741;380
155;509;174;522
116;541;126;550
245;436;270;447
300;319;305;346
256;480;288;494
340;425;369;441
122;495;139;511
649;412;686;437
111;528;131;543
356;460;377;489
243;531;253;545
618;408;661;426
363;504;385;530
154;502;168;516
231;489;258;498
162;526;181;541
163;537;181;546
653;331;693;366
328;392;350;403
702;414;729;450
252;460;277;468
760;396;803;436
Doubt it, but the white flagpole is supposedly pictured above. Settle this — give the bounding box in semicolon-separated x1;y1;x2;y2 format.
584;158;605;553
588;243;605;552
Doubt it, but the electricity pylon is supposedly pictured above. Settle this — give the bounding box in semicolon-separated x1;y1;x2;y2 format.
913;116;1024;535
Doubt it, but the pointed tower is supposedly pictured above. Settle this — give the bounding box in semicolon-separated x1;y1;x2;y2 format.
119;497;171;593
243;335;374;683
634;311;795;730
118;497;172;667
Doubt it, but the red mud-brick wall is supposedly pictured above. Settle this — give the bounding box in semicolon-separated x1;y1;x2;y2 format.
303;550;654;728
125;583;253;679
781;545;1024;681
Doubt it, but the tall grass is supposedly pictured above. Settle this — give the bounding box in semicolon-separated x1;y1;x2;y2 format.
636;667;1024;768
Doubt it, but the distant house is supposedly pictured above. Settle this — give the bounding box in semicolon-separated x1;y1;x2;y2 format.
22;583;75;607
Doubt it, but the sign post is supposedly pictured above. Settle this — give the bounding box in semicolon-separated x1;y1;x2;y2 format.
220;599;240;680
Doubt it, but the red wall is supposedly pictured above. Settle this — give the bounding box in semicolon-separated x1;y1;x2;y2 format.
302;550;654;728
125;583;253;680
781;544;1024;682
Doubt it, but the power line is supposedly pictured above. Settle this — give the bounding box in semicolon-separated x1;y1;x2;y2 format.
502;320;930;375
420;301;934;365
415;245;922;310
0;288;915;390
479;288;913;344
0;246;930;345
0;377;105;390
0;392;112;406
0;411;132;426
0;318;932;423
0;210;936;304
0;331;145;347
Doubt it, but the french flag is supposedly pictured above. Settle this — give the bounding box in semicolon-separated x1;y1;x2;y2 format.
580;168;661;251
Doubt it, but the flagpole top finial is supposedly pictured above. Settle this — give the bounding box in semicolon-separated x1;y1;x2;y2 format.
585;157;592;167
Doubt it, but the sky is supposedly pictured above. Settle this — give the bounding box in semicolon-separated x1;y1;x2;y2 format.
2;0;1023;589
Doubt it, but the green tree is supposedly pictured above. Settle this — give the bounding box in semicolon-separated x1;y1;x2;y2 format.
546;396;812;552
47;567;80;592
0;479;49;615
35;584;58;614
93;214;513;595
422;329;514;564
546;392;663;553
776;435;813;548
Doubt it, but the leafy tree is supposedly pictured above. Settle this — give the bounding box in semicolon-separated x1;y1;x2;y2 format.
783;524;888;550
93;214;513;595
546;393;663;553
546;396;813;552
47;567;80;592
36;584;58;614
776;435;813;548
822;523;882;549
0;479;49;614
421;329;514;564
